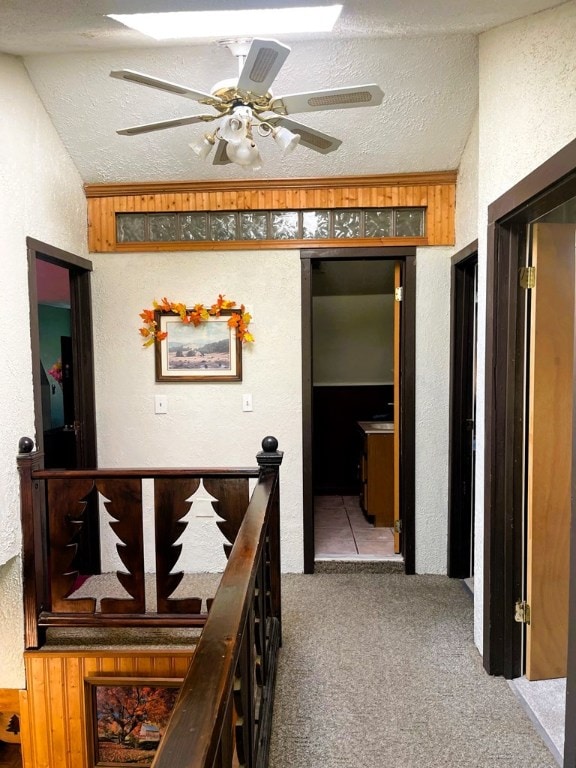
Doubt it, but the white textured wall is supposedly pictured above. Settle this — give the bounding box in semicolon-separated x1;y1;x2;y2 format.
90;250;303;572
313;294;394;385
0;53;87;687
455;111;479;251
415;248;453;574
472;1;576;652
91;249;452;576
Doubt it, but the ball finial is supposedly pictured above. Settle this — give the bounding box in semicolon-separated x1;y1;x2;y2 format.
261;436;278;453
18;436;34;454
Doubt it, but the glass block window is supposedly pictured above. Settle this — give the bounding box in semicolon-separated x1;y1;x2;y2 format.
181;213;208;241
117;213;146;243
210;213;237;241
149;214;178;241
395;208;424;237
365;209;393;238
115;207;425;244
271;211;299;239
334;210;361;238
240;212;268;240
302;210;330;239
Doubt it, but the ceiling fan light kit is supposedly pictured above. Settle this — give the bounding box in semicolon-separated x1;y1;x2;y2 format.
111;37;384;171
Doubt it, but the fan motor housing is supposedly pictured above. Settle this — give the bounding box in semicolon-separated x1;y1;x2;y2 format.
211;78;272;111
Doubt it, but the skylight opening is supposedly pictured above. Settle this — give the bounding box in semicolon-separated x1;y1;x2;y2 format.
107;5;343;40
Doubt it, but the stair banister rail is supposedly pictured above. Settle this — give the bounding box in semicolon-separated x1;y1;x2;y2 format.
151;435;283;768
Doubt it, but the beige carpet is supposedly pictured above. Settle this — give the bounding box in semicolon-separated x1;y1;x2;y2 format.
269;573;558;768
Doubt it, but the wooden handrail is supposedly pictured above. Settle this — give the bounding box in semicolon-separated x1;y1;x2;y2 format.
18;435;283;766
152;468;279;768
31;467;259;479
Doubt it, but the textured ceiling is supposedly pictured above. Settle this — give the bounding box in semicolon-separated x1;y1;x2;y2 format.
2;1;567;183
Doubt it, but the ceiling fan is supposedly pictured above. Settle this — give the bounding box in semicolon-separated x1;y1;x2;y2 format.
110;38;384;170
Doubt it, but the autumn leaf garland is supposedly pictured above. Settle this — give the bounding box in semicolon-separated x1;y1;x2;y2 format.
139;295;254;348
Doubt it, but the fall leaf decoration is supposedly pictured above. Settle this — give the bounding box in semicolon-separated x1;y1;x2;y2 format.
139;295;254;348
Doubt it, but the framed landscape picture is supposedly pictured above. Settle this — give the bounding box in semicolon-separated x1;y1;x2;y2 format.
85;676;182;767
154;310;242;382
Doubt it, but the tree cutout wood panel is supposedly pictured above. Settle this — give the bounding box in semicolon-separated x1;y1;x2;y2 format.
203;478;251;558
96;478;146;614
154;477;202;613
47;478;97;613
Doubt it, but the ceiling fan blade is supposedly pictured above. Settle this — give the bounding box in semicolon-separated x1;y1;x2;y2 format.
117;115;213;136
267;116;342;154
213;139;232;165
270;84;384;115
110;69;223;108
236;38;291;97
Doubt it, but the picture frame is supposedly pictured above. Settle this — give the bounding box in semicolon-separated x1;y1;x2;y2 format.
85;676;182;767
154;309;242;382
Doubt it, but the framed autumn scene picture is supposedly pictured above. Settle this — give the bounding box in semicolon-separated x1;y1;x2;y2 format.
154;309;242;382
85;677;182;767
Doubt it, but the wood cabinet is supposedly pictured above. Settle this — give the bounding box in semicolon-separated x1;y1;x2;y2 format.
358;422;394;527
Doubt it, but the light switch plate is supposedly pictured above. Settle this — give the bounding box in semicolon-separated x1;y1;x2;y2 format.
155;395;168;414
242;393;253;412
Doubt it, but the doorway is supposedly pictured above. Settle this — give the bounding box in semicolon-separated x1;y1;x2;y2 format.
448;243;478;582
27;237;100;572
301;247;416;574
484;138;576;767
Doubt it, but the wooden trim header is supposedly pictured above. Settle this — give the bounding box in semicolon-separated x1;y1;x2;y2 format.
84;171;457;198
85;171;456;252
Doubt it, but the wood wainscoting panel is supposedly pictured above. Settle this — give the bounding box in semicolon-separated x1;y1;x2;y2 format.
85;172;456;252
22;650;194;768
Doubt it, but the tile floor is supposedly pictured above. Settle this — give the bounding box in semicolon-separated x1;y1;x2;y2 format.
314;494;401;560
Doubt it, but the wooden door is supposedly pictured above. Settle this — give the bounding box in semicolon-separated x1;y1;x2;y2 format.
393;262;401;553
525;222;575;680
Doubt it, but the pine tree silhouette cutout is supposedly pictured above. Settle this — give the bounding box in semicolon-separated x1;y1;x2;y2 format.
7;714;20;735
175;480;227;573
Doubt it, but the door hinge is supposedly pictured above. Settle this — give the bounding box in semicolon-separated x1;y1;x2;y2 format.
519;266;536;289
514;600;531;624
393;519;402;534
395;287;403;302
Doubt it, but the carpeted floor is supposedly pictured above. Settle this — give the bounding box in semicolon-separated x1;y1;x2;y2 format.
269;573;558;768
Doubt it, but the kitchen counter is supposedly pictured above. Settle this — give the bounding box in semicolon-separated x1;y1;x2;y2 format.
357;421;394;527
358;421;394;434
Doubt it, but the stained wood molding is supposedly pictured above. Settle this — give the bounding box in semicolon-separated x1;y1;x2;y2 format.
85;171;456;252
84;171;457;198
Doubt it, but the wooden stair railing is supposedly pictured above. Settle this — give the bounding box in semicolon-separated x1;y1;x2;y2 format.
151;437;282;768
17;435;282;657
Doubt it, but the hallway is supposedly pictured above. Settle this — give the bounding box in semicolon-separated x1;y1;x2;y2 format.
269;572;557;768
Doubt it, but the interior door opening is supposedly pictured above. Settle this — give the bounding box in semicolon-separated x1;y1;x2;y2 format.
301;248;416;574
484;141;576;768
28;237;100;574
448;246;478;583
311;259;399;562
510;198;576;764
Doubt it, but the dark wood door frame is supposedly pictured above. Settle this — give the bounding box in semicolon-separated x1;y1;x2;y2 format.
484;136;576;756
301;247;416;574
448;241;478;578
27;237;97;468
27;238;100;574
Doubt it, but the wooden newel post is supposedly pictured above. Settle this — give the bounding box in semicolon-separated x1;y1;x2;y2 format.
256;436;283;469
256;436;283;645
17;437;47;649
